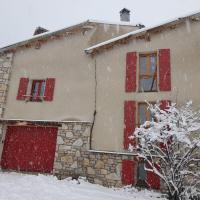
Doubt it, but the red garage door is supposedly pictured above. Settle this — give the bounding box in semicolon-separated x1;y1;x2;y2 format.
1;126;58;173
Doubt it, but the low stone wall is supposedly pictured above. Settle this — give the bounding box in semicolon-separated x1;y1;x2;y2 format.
82;151;136;187
53;121;137;187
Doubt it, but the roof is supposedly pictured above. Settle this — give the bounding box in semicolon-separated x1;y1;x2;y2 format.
85;9;200;54
0;19;137;53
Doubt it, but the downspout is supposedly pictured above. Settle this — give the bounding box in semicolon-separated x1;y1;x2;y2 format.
89;58;97;149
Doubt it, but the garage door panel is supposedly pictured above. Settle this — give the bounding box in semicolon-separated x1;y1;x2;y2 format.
1;126;58;173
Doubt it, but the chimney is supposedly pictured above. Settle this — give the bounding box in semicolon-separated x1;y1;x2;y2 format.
33;26;48;36
120;8;130;22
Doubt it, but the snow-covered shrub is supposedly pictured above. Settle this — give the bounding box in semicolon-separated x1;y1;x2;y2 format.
130;101;200;200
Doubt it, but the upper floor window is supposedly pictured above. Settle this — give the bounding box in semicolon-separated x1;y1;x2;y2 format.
30;80;46;101
139;53;157;92
125;49;171;93
16;78;55;102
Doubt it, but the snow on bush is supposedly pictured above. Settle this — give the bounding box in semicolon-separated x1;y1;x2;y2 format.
130;101;200;200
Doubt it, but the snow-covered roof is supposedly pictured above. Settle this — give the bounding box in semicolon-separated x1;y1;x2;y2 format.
85;10;200;54
0;19;136;53
88;19;134;26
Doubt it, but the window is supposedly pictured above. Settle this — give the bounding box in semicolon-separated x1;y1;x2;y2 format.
136;160;149;188
17;78;55;102
138;102;155;126
138;161;146;181
125;49;171;93
139;53;157;92
30;80;46;101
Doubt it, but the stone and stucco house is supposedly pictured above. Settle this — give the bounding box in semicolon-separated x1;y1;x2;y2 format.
0;9;200;189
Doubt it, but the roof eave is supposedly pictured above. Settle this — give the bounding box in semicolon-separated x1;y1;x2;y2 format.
85;10;200;54
0;20;91;54
0;19;138;54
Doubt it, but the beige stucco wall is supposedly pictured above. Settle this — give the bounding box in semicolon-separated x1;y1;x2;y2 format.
4;32;95;121
4;23;137;122
4;19;200;152
89;23;138;46
92;19;200;151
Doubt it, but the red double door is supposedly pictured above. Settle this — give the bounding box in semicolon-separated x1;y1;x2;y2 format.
1;126;58;173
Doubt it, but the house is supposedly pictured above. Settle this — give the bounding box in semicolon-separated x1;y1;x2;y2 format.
0;9;200;189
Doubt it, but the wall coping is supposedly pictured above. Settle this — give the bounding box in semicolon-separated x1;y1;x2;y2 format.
88;149;137;156
0;118;92;124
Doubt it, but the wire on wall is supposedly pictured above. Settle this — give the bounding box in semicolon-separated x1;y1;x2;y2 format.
89;58;97;149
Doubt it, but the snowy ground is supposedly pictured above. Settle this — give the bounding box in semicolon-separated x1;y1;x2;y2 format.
0;172;166;200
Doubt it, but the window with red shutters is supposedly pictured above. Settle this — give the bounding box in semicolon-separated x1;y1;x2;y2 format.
16;78;55;102
125;49;171;93
124;101;136;149
125;52;137;92
17;78;29;100
122;160;135;185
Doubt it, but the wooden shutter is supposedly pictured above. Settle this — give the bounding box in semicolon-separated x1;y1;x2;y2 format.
160;100;171;150
160;100;170;111
122;160;135;185
159;49;171;91
17;78;29;100
124;101;136;149
146;163;160;190
44;78;55;101
125;52;137;92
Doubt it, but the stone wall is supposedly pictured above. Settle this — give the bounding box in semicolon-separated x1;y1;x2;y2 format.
53;122;91;178
53;121;137;187
82;151;135;187
0;53;13;140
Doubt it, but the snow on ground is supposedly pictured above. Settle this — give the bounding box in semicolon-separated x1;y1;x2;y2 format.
0;172;166;200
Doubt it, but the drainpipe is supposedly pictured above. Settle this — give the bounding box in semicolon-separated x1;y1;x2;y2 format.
89;58;97;149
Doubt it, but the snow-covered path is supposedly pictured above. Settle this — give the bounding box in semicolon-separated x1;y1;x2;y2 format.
0;172;165;200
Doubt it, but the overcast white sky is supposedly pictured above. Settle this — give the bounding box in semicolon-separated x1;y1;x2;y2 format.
1;0;200;48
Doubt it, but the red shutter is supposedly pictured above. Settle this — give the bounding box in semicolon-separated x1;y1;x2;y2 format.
160;100;171;150
122;160;135;185
125;52;137;92
44;78;55;101
146;163;160;190
160;100;170;111
159;49;171;91
17;78;29;100
124;101;136;149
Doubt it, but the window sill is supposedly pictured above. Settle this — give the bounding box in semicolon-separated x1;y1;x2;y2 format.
138;90;158;93
23;95;45;102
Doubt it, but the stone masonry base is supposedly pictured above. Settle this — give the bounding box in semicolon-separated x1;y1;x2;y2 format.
53;122;137;187
0;121;163;189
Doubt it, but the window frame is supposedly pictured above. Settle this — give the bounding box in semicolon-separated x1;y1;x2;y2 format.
136;159;149;188
138;51;158;93
137;102;156;127
30;79;46;102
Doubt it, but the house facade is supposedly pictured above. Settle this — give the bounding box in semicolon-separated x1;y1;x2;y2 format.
0;10;200;189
